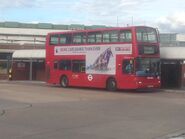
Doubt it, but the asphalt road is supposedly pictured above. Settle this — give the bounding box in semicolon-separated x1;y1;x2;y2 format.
0;81;185;139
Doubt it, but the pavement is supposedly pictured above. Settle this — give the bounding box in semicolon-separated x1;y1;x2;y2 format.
0;80;185;139
1;80;185;93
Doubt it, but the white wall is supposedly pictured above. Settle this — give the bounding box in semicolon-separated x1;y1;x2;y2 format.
0;27;70;45
0;27;69;36
0;35;46;45
176;34;185;42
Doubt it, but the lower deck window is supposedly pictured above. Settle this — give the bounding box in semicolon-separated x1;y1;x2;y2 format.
59;60;71;70
122;60;134;74
0;62;8;74
72;60;85;73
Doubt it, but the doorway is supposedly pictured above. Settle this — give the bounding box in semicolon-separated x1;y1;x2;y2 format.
161;61;182;88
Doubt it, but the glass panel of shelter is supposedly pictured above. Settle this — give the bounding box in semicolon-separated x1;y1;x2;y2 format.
0;62;8;74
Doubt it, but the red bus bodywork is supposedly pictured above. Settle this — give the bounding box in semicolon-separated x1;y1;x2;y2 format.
46;26;161;90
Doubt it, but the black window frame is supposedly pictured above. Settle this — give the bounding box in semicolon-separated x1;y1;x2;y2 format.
50;34;59;45
59;34;72;45
59;60;71;70
72;60;85;73
136;28;158;43
87;32;102;44
102;31;119;43
73;33;86;44
54;61;58;69
122;59;134;74
120;30;132;42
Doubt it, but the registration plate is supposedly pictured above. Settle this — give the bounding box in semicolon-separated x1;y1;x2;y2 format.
147;85;154;88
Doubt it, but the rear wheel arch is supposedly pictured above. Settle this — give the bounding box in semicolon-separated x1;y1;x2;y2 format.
106;77;117;91
60;75;69;88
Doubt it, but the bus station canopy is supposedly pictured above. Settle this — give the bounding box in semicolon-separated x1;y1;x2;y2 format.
12;49;45;59
160;47;185;60
12;47;185;60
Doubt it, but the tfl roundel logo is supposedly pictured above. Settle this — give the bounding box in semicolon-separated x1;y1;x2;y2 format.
87;74;93;81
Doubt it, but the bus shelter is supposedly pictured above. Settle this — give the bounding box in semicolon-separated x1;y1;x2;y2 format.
160;47;185;88
12;49;46;81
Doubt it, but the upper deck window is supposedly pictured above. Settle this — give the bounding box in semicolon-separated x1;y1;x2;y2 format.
50;34;59;45
110;31;119;42
88;33;95;43
59;34;72;45
120;30;132;42
103;32;110;43
73;33;86;44
137;28;157;43
87;32;102;44
103;31;119;43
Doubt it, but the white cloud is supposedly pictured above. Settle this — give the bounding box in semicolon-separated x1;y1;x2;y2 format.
1;0;184;33
70;0;153;26
0;0;37;8
157;11;185;33
73;0;151;15
0;0;72;9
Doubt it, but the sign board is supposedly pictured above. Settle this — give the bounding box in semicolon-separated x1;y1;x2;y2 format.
55;44;132;75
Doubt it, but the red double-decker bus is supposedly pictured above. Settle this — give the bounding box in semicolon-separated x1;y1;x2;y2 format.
46;26;160;90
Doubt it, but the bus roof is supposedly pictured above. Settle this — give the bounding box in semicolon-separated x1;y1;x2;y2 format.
47;26;156;35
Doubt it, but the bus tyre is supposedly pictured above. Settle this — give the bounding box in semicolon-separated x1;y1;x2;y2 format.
60;76;68;88
107;78;117;91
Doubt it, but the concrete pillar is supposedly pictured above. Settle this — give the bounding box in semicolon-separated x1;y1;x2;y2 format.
29;59;33;80
181;63;185;88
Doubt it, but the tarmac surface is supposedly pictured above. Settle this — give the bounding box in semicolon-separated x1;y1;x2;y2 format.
0;80;185;139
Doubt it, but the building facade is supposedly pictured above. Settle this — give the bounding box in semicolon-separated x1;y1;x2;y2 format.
160;33;185;88
0;21;107;81
1;21;185;88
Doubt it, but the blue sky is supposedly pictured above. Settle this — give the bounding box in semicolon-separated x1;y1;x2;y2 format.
0;0;185;32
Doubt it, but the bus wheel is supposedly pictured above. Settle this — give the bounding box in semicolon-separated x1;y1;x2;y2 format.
106;78;117;91
60;76;68;88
